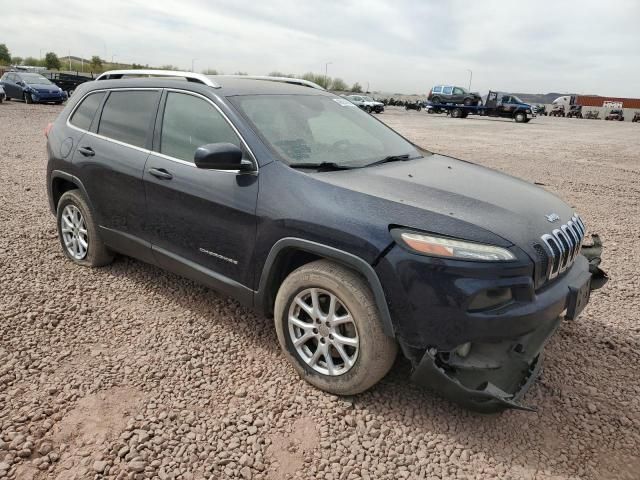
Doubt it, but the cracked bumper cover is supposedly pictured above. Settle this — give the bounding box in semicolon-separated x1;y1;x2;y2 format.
408;238;607;412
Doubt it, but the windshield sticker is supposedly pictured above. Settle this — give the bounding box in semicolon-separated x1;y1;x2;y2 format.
333;98;357;107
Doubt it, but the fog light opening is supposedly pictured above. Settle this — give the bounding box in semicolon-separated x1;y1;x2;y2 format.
468;287;513;312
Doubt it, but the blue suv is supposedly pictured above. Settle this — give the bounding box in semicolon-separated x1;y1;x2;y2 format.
45;70;606;412
1;71;67;104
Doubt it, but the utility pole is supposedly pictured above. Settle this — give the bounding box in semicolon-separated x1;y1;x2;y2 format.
111;54;116;65
467;69;473;91
324;62;332;88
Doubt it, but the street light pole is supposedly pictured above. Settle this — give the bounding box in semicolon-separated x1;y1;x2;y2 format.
467;69;473;91
111;54;116;65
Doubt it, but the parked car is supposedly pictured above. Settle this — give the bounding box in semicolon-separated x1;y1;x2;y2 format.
0;71;67;104
45;70;606;412
632;112;640;123
584;110;600;120
0;85;5;103
344;95;384;113
404;101;423;111
428;85;481;106
605;109;624;121
549;104;566;117
566;105;583;119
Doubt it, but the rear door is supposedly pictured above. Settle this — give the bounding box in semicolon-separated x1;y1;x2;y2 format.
72;88;161;262
3;74;19;98
143;90;259;300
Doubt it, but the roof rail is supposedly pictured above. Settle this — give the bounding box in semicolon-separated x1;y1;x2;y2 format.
95;69;220;88
214;75;325;91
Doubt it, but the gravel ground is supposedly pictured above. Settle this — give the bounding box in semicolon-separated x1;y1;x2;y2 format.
1;101;639;480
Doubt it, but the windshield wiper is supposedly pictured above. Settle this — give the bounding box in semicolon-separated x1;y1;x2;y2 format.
365;154;422;167
289;162;354;171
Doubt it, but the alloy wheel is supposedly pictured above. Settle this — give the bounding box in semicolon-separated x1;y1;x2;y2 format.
288;288;359;376
60;205;89;260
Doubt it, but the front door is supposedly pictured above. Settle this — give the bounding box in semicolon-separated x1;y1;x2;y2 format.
72;88;161;263
144;90;259;301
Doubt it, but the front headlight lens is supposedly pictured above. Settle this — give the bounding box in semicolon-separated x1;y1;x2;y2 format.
394;231;516;261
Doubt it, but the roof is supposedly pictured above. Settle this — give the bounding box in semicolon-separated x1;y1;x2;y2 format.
576;95;640;109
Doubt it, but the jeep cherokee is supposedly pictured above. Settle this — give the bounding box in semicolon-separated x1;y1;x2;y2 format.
45;70;606;412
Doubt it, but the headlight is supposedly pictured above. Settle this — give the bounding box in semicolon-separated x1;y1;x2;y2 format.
392;230;516;261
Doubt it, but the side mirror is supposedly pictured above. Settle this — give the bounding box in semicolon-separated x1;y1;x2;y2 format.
194;143;253;171
17;81;25;86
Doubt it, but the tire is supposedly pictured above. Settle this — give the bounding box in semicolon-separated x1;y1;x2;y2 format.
515;112;527;123
24;92;33;104
56;190;114;267
463;97;473;106
451;108;463;118
431;96;441;105
274;260;397;396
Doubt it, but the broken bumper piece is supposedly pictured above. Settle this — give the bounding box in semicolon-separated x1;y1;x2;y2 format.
411;313;562;413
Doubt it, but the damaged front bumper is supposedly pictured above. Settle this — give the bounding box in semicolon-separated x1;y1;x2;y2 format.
406;237;607;413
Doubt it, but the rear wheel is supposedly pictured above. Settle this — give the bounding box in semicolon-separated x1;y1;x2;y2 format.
463;97;473;106
57;190;114;267
274;260;397;395
431;96;441;105
451;108;463;118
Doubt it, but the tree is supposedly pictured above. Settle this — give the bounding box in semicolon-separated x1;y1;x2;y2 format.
330;78;348;91
268;71;295;78
11;56;23;66
23;56;42;67
0;44;11;65
90;56;103;71
233;71;248;76
351;82;363;93
44;52;61;70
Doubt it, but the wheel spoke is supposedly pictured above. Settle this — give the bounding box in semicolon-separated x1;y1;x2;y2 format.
293;331;315;347
310;288;321;318
61;226;74;234
289;316;314;330
308;346;322;367
62;216;74;229
330;314;352;327
322;343;335;375
333;333;358;348
333;342;353;368
78;236;88;249
326;294;337;322
295;297;314;317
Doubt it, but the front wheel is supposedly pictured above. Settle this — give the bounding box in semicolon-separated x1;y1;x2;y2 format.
57;190;114;267
515;112;527;123
274;260;397;396
24;92;34;104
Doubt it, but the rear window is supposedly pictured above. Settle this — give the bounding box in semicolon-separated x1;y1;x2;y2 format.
69;92;105;131
98;90;159;148
432;86;442;93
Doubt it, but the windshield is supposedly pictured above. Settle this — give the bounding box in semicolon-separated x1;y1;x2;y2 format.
363;96;374;101
20;73;52;85
231;95;422;168
511;95;524;104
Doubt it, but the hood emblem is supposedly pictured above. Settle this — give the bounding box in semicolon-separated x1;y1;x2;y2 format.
545;213;560;223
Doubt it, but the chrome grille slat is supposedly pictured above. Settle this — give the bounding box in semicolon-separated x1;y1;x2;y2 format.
539;214;586;283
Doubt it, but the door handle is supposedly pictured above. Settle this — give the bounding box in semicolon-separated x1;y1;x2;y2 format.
148;168;173;180
78;146;95;157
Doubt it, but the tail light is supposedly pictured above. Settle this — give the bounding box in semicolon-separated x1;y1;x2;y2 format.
44;122;53;138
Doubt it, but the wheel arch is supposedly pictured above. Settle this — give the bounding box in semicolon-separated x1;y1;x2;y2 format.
49;170;94;214
255;238;395;337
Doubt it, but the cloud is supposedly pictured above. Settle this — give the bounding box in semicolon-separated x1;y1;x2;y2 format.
3;0;639;96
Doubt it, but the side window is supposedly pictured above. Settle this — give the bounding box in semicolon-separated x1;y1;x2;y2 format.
98;90;159;148
453;87;464;95
433;86;442;94
443;86;453;95
160;92;241;163
69;92;106;131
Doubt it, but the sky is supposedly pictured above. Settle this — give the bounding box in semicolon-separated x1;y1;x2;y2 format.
3;0;640;96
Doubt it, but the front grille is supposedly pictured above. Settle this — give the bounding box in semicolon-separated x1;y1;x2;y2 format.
539;214;586;283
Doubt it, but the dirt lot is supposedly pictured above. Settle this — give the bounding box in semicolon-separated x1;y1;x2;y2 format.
1;102;639;480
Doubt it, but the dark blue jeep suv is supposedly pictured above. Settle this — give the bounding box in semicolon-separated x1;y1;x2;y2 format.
45;70;606;411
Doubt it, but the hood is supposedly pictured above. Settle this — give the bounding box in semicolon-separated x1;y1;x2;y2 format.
309;154;575;258
28;83;60;92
